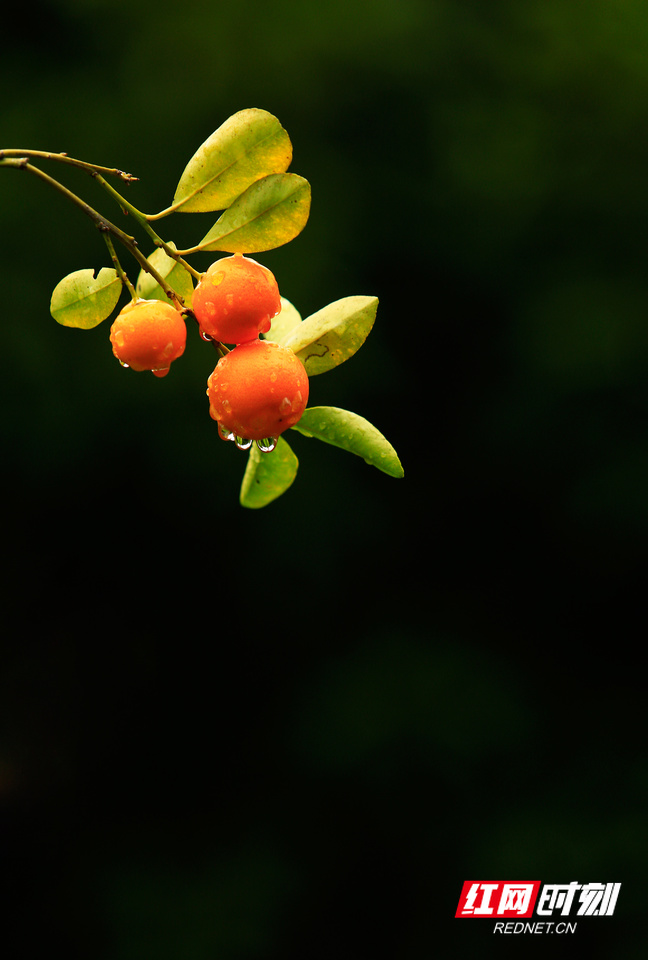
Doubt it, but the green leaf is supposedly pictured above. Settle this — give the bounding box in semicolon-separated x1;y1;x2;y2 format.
240;436;299;508
171;108;293;214
265;297;302;344
194;173;311;253
135;245;194;308
282;296;378;375
291;406;404;478
50;268;122;329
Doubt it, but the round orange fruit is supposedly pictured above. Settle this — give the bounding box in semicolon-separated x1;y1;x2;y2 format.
206;339;309;441
110;299;186;377
192;253;281;345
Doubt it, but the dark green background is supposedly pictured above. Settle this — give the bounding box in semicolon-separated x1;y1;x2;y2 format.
1;0;645;956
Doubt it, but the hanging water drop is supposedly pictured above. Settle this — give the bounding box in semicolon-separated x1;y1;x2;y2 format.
256;437;278;453
218;423;236;442
234;436;253;451
120;361;130;368
201;331;213;342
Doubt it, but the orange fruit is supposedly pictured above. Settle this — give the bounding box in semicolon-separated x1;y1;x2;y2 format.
206;339;309;441
110;299;187;377
192;253;281;345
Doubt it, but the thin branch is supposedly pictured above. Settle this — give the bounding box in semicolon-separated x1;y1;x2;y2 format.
102;233;137;301
92;173;202;280
0;148;137;182
0;157;183;306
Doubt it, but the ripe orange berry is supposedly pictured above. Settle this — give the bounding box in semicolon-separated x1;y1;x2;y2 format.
192;253;281;345
206;339;309;441
110;299;187;377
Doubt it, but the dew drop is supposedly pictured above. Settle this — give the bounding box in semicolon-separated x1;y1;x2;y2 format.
201;331;213;342
256;437;278;453
235;436;253;451
120;361;130;368
218;423;236;442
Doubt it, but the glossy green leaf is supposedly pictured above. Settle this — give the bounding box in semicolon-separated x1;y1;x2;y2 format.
283;296;378;375
194;173;311;253
240;436;299;508
135;245;194;308
171;108;293;214
50;268;122;329
265;297;302;344
292;406;404;478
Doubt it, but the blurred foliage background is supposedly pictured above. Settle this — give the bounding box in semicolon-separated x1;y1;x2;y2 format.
1;0;646;956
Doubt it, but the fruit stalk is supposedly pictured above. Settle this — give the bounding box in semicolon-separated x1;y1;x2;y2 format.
102;233;138;301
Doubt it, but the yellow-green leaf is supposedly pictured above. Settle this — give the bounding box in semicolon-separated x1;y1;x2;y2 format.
50;268;122;329
171;108;293;214
194;173;311;254
135;246;194;308
283;296;378;375
265;297;302;344
240;436;299;508
292;406;404;478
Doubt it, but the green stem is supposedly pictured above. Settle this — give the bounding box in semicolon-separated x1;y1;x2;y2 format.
128;243;185;307
102;233;137;300
0;157;183;306
0;148;137;182
145;200;185;221
92;173;203;281
1;157;135;241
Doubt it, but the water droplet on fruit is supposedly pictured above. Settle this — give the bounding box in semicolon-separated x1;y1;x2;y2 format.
256;437;278;453
279;397;292;414
218;423;236;442
235;436;253;451
120;361;130;368
201;331;213;342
